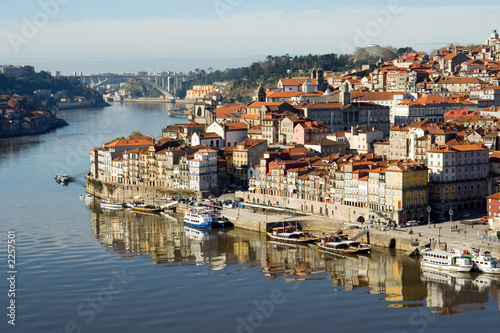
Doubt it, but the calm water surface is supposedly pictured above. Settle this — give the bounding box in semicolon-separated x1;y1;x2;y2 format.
1;103;499;332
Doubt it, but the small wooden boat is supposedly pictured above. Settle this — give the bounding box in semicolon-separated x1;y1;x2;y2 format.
266;223;318;244
341;240;371;254
315;241;358;254
131;204;162;215
100;199;124;211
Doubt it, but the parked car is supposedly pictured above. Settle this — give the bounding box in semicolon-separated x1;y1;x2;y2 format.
223;202;236;209
407;220;419;227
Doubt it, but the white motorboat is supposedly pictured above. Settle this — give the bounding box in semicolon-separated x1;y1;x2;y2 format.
100;199;124;211
471;250;500;274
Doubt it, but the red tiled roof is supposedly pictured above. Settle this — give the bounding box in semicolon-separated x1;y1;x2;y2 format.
224;122;248;130
302;102;344;109
279;78;318;86
247;101;289;108
104;136;153;147
350;91;406;101
214;104;245;118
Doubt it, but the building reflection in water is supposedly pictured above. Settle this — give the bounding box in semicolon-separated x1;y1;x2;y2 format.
90;209;500;315
0;136;41;161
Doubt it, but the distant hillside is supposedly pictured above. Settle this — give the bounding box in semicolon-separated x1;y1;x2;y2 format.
0;71;105;104
178;47;413;103
177;53;355;103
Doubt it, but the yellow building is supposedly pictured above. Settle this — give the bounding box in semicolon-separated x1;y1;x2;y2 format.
385;160;428;225
231;139;268;186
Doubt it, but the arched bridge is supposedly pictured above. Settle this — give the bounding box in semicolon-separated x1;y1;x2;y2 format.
91;76;175;99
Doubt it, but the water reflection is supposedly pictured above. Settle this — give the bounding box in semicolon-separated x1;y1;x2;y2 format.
421;267;500;315
90;209;500;315
0;136;42;161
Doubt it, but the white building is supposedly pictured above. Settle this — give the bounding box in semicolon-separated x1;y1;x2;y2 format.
427;144;489;184
478;86;500;106
342;126;384;154
191;132;223;148
328;126;383;155
427;143;489;216
206;121;248;147
189;149;218;197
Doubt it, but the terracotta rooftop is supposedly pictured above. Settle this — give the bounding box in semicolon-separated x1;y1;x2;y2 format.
214;104;245;118
104;136;153;147
224;122;248;130
279;78;318;86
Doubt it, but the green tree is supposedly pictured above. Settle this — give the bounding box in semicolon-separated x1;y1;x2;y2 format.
396;47;415;57
128;131;144;138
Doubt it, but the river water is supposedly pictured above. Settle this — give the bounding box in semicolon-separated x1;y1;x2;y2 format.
1;102;499;332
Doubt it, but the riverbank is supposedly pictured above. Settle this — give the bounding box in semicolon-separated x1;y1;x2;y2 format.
56;102;110;110
84;177;500;256
85;176;195;204
0;118;68;138
220;205;500;257
117;98;193;104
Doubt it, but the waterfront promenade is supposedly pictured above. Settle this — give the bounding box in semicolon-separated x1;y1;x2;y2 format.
220;204;500;257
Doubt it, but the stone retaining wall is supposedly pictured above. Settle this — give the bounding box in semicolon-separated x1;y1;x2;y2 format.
227;215;500;257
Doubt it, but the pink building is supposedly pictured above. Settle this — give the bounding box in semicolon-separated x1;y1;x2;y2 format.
293;121;330;144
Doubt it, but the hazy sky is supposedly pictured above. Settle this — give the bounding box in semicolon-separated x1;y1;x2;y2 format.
1;0;499;75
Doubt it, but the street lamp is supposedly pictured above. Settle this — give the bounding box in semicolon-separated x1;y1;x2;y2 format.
427;206;432;228
449;208;454;232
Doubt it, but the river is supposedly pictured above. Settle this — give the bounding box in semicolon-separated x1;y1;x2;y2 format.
0;102;499;332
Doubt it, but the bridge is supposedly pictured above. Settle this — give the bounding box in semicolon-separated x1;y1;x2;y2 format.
77;73;190;100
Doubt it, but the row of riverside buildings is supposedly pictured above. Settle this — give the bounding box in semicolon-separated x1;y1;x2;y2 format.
88;31;500;234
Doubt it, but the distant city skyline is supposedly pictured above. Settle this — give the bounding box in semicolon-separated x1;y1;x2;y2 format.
1;0;499;75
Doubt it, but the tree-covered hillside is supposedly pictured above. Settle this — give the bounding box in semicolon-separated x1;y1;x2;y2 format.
0;71;104;103
178;47;413;103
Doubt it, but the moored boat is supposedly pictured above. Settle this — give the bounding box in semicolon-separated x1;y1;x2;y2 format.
80;194;93;201
184;207;231;228
266;223;318;244
341;240;371;254
316;241;359;254
100;199;124;211
131;204;162;215
471;250;500;274
420;248;474;272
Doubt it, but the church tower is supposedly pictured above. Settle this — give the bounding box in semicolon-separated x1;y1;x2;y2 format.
256;85;266;102
316;68;325;92
339;82;351;106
